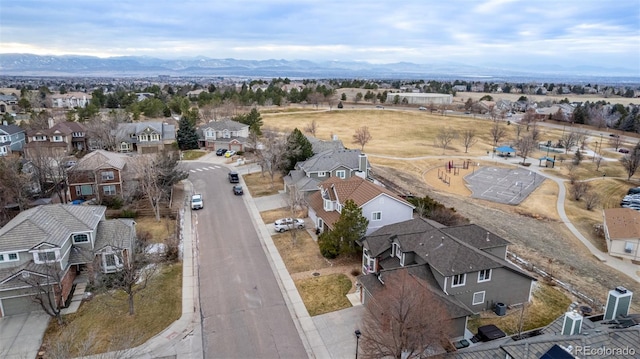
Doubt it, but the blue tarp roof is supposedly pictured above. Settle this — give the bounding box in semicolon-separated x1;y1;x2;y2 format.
495;145;515;153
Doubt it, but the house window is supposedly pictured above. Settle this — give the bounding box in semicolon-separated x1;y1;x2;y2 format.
336;203;342;213
625;242;635;253
400;253;405;266
76;185;93;196
317;218;324;232
0;135;7;142
73;234;89;243
372;211;382;221
150;134;159;141
335;170;346;179
103;185;116;195
139;134;148;142
0;252;19;262
478;269;492;282
101;171;115;181
317;171;326;177
452;273;466;287
223;129;230;139
0;146;6;155
472;291;486;305
105;253;116;267
120;142;129;151
323;198;333;211
34;135;46;141
392;242;401;258
205;130;214;137
36;251;58;263
52;135;63;142
363;249;375;273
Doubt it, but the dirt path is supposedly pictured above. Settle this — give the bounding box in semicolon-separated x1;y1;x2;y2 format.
374;165;640;312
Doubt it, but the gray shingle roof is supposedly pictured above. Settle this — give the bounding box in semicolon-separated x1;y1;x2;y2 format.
94;219;135;251
71;150;129;171
284;170;321;192
0;205;106;251
115;122;175;143
306;136;345;153
441;224;510;250
0;124;24;135
298;149;367;173
199;119;248;132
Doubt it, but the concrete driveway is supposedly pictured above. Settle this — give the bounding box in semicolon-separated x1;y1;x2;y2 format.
313;305;365;359
0;311;50;359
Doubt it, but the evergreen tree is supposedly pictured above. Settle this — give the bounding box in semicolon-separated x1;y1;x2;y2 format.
283;128;313;172
176;114;199;150
318;199;369;258
234;108;263;136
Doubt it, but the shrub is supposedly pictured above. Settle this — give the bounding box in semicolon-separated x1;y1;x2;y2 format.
101;196;124;209
318;233;339;259
120;209;137;218
350;268;361;277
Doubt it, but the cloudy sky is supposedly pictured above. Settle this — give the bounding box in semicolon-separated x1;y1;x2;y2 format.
1;0;639;73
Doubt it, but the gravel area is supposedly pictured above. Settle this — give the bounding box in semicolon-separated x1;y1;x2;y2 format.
374;165;640;312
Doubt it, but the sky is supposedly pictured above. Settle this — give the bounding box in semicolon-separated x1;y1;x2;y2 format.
1;0;639;74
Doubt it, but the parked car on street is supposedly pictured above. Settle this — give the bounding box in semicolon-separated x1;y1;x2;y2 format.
232;185;243;195
225;150;237;158
418;106;427;111
273;218;305;232
619;148;629;153
191;194;203;210
216;148;228;156
228;171;239;183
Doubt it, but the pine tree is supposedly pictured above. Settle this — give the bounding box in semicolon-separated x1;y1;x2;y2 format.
319;199;369;258
176;114;199;150
283;128;313;172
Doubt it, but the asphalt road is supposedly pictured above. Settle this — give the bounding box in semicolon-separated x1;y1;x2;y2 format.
186;161;307;358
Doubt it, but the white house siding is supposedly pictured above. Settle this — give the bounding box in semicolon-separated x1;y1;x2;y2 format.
362;195;414;235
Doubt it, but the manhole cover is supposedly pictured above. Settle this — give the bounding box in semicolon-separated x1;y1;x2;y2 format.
312;272;320;277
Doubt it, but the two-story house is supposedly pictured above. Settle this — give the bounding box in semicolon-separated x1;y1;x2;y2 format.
24;121;88;159
115;122;176;154
197;119;249;152
0;204;135;317
358;218;535;322
307;176;414;235
284;149;372;194
50;93;90;109
67;150;133;203
603;208;640;261
0;94;18;115
0;124;26;156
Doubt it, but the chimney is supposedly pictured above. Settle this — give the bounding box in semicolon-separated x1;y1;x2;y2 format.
332;134;338;141
2;120;7;126
561;310;583;335
358;153;368;176
604;286;633;320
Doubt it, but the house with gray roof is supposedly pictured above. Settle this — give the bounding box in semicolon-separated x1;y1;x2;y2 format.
358;218;536;336
0;204;135;317
0;124;25;156
197;119;249;152
67;150;134;203
24;121;88;159
115;122;176;154
284;149;371;194
0;94;18;115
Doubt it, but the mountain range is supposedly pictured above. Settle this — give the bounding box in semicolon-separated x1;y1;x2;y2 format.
0;54;638;84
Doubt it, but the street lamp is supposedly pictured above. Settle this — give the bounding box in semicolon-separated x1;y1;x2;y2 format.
355;329;362;359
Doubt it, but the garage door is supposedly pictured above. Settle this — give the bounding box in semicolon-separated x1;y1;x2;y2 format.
1;296;42;317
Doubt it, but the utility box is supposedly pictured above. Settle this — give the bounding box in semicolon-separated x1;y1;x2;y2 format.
494;302;506;316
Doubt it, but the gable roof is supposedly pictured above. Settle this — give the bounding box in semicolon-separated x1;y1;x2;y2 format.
0;124;24;135
115;122;175;143
603;208;640;240
199;119;248;132
50;121;86;135
71;150;129;171
94;218;136;252
0;204;106;251
308;176;414;230
298;149;368;174
306;136;345;153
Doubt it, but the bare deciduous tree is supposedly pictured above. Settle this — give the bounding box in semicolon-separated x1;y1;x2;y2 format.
460;129;478;153
85;110;129;151
560;131;580;154
0;156;32;213
18;262;71;326
570;181;590;201
304;119;319;137
255;128;288;188
134;152;188;221
583;191;600;211
516;134;536;165
608;134;623;151
359;269;452;359
620;143;640;180
435;127;458;154
25;144;70;203
521;108;538;130
353;126;373;151
489;122;507;146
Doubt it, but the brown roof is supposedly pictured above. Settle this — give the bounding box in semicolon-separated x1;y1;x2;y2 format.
603;208;640;240
308;176;413;229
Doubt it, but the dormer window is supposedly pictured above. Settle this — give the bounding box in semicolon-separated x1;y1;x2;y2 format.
73;234;89;243
335;170;346;179
336;203;342;213
34;135;46;141
323;198;333;211
391;242;401;258
139;134;149;142
0;135;7;142
52;135;63;142
150;134;159;141
317;171;326;177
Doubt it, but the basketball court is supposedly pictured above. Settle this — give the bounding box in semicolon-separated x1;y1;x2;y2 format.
464;166;546;205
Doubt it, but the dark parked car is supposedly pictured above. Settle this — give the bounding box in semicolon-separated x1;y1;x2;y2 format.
619;148;630;153
228;171;239;183
232;185;243;195
216;148;228;156
610;133;620;138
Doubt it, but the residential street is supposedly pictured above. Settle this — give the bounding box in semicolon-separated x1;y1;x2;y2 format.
186;161;308;358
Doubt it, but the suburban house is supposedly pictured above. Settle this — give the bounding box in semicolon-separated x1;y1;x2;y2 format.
358;218;536;323
603;208;640;261
0;124;26;156
115;122;176;154
67;150;134;203
307;176;414;235
0;204;135;317
24;121;88;158
0;95;18;115
50;93;90;109
197;119;249;152
284;149;371;194
449;287;637;358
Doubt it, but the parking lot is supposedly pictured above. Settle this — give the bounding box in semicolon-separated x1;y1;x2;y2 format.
464;166;546;205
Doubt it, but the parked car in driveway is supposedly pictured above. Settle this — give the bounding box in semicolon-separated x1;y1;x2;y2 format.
191;194;203;210
232;185;243;195
216;148;228;156
274;218;305;232
225;150;237;158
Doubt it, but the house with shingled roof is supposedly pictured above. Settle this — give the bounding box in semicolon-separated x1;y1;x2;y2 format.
115;122;175;154
24;121;88;159
307;176;414;235
358;217;535;318
603;208;640;261
0;204;135;317
66;150;134;203
0;124;25;156
197;119;249;152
